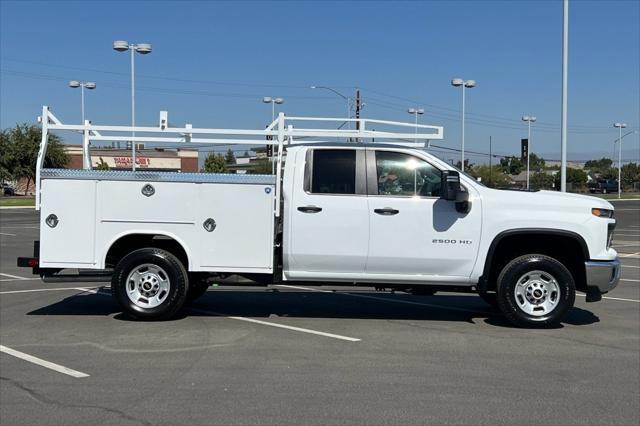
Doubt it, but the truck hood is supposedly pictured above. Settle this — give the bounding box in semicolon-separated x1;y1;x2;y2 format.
483;188;614;211
536;190;614;210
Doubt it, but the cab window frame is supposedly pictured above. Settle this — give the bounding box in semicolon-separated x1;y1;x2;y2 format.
365;149;444;198
304;148;367;196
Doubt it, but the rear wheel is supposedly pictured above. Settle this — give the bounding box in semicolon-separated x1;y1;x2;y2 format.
112;248;189;320
496;254;575;328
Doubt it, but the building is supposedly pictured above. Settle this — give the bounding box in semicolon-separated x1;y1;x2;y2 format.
65;145;199;172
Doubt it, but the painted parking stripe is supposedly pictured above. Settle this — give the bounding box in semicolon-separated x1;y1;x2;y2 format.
0;286;101;294
619;252;640;258
0;345;89;378
276;285;486;315
0;278;41;282
0;273;29;280
0;232;17;236
576;294;640;303
622;265;640;269
189;307;361;342
620;278;639;283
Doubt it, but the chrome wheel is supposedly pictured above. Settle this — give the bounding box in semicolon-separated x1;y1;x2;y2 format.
126;263;171;308
514;270;560;317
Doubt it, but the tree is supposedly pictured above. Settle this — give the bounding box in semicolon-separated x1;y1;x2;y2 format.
468;165;511;187
0;124;69;194
554;167;587;191
95;157;110;170
202;153;228;173
531;172;555;190
251;158;272;174
585;157;613;172
528;153;545;171
621;162;640;189
500;156;524;175
224;148;236;165
454;159;474;171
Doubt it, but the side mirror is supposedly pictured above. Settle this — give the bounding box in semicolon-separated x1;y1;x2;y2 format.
441;170;461;201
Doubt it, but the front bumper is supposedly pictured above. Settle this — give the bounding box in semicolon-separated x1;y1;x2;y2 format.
585;258;621;293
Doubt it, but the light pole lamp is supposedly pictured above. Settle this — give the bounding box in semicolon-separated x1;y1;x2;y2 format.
613;122;627;198
522;115;537;190
68;80;96;124
262;96;284;122
113;40;152;170
311;85;352;127
451;78;476;171
407;108;425;133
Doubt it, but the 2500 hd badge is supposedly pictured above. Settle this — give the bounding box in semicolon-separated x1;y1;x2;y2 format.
432;239;473;245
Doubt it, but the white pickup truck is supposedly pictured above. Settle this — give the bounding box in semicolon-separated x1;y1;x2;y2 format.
18;107;621;328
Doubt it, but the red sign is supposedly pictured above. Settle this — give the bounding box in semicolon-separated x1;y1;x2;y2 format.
114;157;150;168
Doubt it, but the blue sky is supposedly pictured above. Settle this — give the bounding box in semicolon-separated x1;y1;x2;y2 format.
1;0;638;163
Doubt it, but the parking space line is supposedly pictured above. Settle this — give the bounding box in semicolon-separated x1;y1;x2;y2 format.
0;345;89;378
0;286;101;294
0;278;41;282
0;273;29;280
0;232;17;236
620;252;640;258
275;285;486;315
188;307;361;342
622;265;640;269
576;294;640;303
620;278;639;283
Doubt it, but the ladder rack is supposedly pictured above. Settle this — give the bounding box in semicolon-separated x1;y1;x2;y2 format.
36;106;444;212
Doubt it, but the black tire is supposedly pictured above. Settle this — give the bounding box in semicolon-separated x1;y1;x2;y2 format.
478;291;499;308
111;248;189;320
496;254;575;328
186;277;211;302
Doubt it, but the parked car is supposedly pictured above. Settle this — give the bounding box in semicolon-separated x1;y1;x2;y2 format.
589;179;618;194
2;183;16;196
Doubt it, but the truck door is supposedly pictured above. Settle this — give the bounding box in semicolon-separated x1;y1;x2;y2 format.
365;149;481;280
286;148;369;278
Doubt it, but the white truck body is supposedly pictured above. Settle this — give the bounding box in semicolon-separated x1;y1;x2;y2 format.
21;106;621;327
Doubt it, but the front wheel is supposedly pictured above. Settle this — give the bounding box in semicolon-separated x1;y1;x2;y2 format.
112;248;189;320
496;254;575;328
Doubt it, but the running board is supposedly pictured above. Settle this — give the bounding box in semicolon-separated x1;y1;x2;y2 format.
41;269;113;283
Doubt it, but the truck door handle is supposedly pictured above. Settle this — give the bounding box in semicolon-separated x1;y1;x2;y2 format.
297;205;323;213
374;208;399;216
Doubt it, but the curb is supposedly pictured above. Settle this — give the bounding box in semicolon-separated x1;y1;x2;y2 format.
0;206;36;210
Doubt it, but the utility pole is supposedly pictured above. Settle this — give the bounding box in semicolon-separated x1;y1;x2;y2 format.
355;89;361;131
489;136;492;186
560;0;569;191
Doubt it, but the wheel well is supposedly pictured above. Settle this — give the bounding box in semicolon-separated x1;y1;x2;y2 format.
105;234;189;269
482;232;588;292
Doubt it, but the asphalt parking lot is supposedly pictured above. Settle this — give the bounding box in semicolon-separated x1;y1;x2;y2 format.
1;200;638;425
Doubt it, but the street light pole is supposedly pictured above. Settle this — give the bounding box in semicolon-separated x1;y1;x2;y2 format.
451;78;476;171
311;86;352;128
113;41;152;170
68;80;96;124
407;108;424;134
263;97;284;174
522;115;537;190
613;122;627;199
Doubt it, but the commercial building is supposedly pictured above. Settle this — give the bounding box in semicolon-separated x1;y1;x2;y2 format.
65;145;199;172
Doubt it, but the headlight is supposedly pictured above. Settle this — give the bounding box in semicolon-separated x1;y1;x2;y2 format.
592;208;614;218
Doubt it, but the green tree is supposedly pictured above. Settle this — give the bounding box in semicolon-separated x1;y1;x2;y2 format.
202;153;228;173
95;157;110;170
531;172;555;190
500;156;524;175
585;157;613;172
621;162;639;189
468;165;511;187
454;159;474;171
554;167;588;191
0;124;69;194
251;158;272;174
528;153;545;171
224;148;236;165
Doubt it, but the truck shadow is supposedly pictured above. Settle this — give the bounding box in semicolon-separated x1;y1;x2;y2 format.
26;287;600;328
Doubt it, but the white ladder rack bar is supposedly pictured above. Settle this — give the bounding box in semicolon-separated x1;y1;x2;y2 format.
35;106;444;210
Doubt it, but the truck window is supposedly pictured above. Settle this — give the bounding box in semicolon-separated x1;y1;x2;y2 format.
375;151;442;197
311;150;356;194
